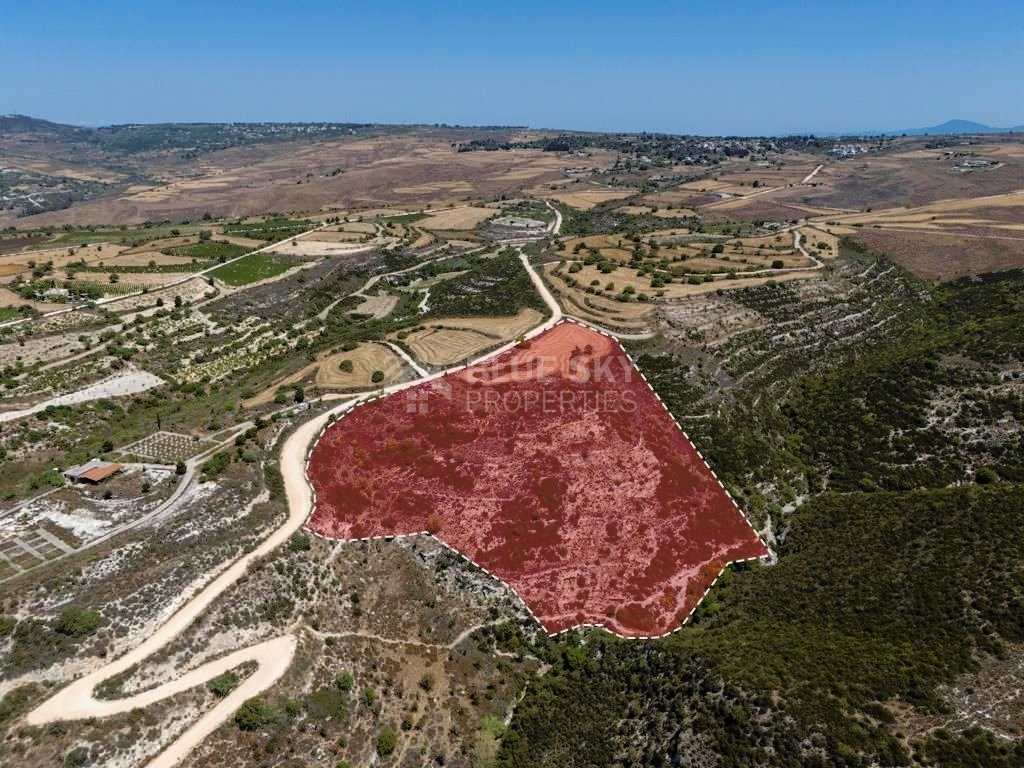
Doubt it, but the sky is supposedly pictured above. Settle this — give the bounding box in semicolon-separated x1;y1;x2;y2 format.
2;0;1022;136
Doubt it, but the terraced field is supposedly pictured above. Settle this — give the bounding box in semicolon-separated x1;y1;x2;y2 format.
651;251;918;417
544;263;655;333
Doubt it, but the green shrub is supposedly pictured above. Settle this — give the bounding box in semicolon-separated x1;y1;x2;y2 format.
208;671;239;698
335;671;354;691
376;726;397;756
234;697;280;730
54;606;101;637
200;450;231;479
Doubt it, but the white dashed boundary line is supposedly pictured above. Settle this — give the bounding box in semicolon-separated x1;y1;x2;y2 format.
303;318;774;641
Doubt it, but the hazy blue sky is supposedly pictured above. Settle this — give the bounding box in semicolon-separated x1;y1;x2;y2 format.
2;0;1022;135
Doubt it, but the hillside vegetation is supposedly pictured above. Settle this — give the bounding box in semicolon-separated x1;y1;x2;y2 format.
498;257;1024;767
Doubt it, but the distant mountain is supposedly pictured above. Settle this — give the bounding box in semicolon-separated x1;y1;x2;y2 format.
0;113;90;139
891;119;1024;136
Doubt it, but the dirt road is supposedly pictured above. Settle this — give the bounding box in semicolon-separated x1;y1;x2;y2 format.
802;164;824;184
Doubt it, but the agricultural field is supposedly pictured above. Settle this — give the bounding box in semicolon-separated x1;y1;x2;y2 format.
543;264;656;332
266;236;376;259
118;431;216;463
208;252;293;286
158;239;249;262
243;343;406;407
809;190;1024;279
545;188;635;210
397;308;543;365
26;224;208;250
560;228;817;273
401;327;497;365
419;206;496;231
349;291;398;319
222;218;314;243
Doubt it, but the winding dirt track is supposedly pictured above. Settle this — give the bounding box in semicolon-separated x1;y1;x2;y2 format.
24;233;562;768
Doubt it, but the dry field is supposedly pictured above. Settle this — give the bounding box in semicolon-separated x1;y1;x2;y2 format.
243;342;403;407
798;225;841;258
0;243;129;279
618;204;698;218
0;264;25;278
122;174;244;201
847;228;1024;281
103;251;204;267
315;345;402;388
0;131;580;228
782;139;1024;212
427;307;542;338
408;230;434;249
698;196;844;223
301;230;365;243
545;265;654;331
547;260;821;330
402;327;496;365
808;189;1024;279
349;292;397;319
636;188;724;209
266;237;374;258
419;206;496;230
711;159;820;190
398;308;542;365
817;191;1024;233
392;180;474;195
562;230;812;272
546;188;635;209
339;221;377;234
560;233;641;261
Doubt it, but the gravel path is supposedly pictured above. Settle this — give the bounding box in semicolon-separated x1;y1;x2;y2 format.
0;369;165;423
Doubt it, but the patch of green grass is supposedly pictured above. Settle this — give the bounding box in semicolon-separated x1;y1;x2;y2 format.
160;240;249;261
378;212;428;224
209;252;292;286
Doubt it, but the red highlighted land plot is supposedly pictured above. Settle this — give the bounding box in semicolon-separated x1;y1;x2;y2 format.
307;321;769;637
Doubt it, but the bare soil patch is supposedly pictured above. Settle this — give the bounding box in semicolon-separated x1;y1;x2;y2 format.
547;188;635;209
421;206;495;230
849;227;1024;281
350;292;397;319
403;327;496;365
